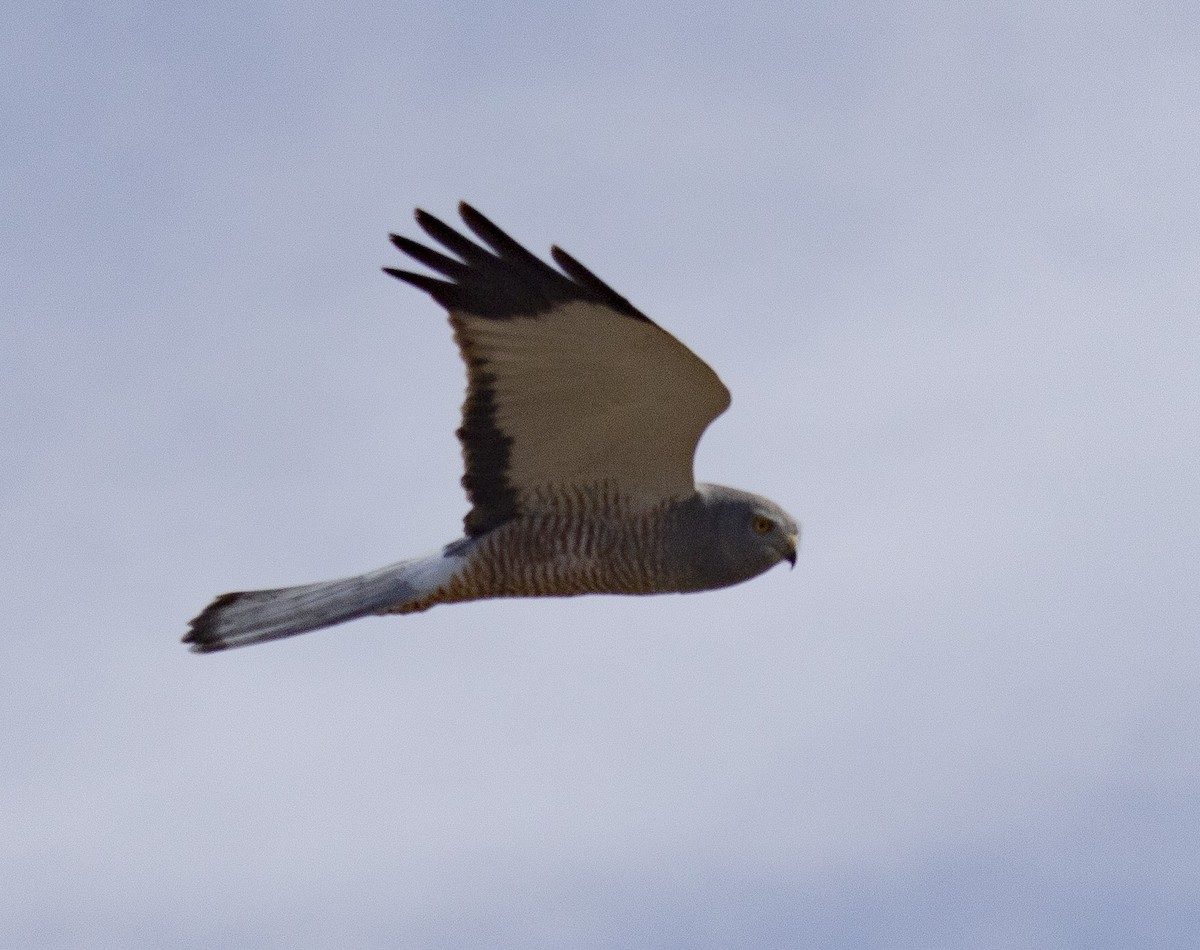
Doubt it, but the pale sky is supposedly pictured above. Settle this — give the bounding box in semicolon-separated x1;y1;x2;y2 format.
3;3;1199;948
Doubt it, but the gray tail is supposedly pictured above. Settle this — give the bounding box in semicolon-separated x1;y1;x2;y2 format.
184;553;455;653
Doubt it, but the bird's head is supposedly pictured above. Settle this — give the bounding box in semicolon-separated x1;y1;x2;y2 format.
678;484;800;589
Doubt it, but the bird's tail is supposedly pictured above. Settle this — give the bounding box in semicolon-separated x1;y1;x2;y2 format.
184;550;466;653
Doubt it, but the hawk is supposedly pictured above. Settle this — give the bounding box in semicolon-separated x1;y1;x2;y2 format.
185;204;798;652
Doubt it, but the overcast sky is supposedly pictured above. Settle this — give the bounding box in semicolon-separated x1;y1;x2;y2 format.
3;2;1199;948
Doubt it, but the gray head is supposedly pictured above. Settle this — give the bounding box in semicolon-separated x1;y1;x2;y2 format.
665;483;800;592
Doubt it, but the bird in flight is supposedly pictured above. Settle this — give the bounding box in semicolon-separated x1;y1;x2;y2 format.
185;204;798;652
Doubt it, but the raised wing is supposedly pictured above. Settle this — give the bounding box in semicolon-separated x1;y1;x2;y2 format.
385;203;730;536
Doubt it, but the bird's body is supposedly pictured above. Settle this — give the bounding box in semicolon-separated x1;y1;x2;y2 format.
408;484;677;609
186;206;798;652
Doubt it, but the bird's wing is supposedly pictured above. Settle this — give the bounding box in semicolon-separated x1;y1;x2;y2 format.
385;203;731;536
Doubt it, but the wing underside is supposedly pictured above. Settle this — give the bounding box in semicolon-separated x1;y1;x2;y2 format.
385;204;730;535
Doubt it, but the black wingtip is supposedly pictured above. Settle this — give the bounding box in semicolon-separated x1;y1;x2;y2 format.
388;203;650;321
382;267;459;308
412;207;447;241
456;201;485;229
183;591;243;654
549;245;647;321
456;203;547;268
185;639;229;654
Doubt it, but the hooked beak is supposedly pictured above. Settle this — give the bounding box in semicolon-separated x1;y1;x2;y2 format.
783;532;798;569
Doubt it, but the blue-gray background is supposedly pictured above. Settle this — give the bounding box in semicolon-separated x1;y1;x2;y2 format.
4;3;1198;947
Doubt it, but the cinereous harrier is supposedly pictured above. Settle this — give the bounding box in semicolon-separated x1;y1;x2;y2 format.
185;204;798;652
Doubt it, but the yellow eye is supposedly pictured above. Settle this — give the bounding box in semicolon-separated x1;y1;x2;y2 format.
753;516;774;535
